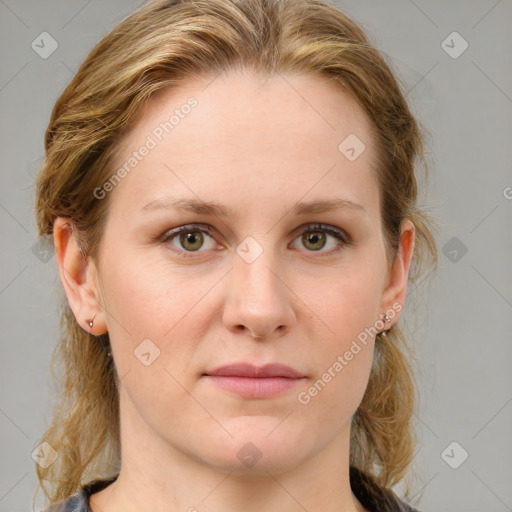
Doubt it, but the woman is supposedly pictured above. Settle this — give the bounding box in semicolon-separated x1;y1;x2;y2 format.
33;0;438;511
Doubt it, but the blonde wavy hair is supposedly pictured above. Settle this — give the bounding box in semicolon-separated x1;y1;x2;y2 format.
34;0;438;508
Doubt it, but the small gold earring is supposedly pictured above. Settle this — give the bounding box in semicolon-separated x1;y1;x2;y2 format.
377;314;392;338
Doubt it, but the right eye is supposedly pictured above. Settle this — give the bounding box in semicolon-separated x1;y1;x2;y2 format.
160;223;221;256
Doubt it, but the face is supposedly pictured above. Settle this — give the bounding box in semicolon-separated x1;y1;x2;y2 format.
59;68;414;475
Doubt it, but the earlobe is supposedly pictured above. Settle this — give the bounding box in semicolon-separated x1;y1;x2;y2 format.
379;219;416;326
53;217;107;335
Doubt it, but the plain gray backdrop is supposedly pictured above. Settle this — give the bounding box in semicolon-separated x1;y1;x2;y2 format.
1;1;511;511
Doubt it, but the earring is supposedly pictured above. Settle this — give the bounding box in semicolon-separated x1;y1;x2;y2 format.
377;314;392;338
87;314;96;329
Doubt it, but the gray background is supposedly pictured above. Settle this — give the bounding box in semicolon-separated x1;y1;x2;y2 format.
1;1;511;511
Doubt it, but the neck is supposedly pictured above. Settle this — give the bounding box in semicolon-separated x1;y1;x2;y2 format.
89;389;367;512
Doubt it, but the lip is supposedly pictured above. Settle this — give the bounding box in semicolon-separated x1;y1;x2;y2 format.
204;362;304;378
203;363;306;399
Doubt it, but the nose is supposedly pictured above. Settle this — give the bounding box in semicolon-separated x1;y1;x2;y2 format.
222;249;296;340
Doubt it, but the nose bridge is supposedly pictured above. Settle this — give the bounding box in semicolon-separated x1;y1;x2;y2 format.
236;237;282;301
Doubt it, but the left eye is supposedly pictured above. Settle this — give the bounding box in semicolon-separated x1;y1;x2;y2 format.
161;223;349;256
290;224;348;253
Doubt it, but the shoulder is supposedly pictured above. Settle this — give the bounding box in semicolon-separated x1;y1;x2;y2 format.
350;466;421;512
39;476;118;512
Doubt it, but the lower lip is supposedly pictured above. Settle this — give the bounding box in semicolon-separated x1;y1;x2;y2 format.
204;375;305;398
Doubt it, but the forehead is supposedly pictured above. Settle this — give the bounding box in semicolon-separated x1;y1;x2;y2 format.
107;68;379;218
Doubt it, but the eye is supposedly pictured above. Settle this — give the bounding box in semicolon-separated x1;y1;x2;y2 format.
290;223;350;255
159;223;350;257
161;224;219;255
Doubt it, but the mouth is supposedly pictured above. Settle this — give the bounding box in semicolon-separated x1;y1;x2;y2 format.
203;362;306;399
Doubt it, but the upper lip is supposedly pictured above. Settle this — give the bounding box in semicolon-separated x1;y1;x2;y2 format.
204;363;304;378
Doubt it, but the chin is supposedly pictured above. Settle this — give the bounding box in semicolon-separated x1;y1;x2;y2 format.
192;423;311;475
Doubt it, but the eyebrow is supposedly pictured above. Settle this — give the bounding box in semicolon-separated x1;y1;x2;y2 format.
139;196;367;217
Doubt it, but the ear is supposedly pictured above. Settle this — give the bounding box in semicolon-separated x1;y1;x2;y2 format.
53;217;107;335
378;219;416;327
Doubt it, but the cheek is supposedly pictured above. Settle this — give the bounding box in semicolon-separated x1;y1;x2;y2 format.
102;243;209;329
296;260;383;406
305;260;385;343
99;248;211;377
297;287;377;435
100;253;207;431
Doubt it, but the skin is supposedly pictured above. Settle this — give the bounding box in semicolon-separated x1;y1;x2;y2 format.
53;68;415;512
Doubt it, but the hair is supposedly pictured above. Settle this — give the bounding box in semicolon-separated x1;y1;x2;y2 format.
34;0;438;508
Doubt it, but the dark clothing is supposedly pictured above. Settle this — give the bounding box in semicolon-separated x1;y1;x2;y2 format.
41;466;420;512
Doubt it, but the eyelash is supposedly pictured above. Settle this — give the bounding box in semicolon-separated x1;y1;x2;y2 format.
158;223;351;258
